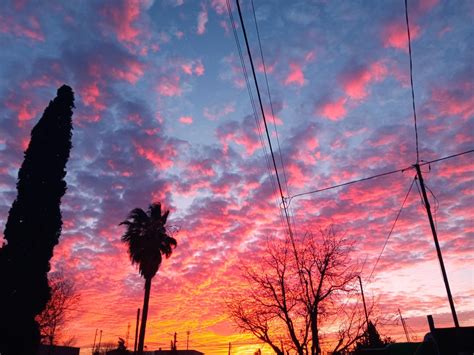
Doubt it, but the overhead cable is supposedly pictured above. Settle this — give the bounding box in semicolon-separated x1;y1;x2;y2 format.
234;0;296;243
250;0;290;198
288;149;474;203
404;0;420;163
368;176;416;282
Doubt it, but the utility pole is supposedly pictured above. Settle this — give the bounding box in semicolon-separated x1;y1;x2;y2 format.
414;164;459;327
358;275;369;327
97;330;103;353
92;328;98;353
398;308;410;342
174;332;178;350
186;330;190;350
228;342;231;355
134;308;140;354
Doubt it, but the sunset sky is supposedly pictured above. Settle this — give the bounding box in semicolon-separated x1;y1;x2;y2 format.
0;0;473;353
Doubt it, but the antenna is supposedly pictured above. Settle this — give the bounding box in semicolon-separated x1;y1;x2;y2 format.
398;308;411;342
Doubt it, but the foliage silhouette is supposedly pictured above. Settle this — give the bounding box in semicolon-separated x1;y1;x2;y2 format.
120;202;177;355
228;227;362;355
353;321;391;353
0;85;74;355
36;270;80;346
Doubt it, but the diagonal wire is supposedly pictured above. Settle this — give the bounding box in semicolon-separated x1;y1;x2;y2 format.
234;0;297;246
368;175;416;282
250;0;290;198
225;0;288;234
288;149;474;203
289;166;410;204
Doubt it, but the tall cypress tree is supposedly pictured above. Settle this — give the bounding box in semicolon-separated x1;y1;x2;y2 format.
0;85;75;355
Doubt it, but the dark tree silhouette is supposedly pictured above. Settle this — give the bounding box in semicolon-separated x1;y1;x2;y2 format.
120;202;177;355
353;321;390;353
36;270;80;346
0;85;74;355
228;227;360;355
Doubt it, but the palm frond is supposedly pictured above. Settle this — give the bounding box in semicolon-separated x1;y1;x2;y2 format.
120;202;177;279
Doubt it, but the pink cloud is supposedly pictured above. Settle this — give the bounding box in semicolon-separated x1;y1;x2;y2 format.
179;116;193;125
5;96;39;127
211;0;227;14
304;50;316;63
318;97;347;121
80;82;106;111
221;54;245;88
382;20;420;51
181;63;193;75
341;61;388;100
20;74;58;90
102;0;143;45
181;59;205;76
203;102;235;120
257;61;276;74
111;59;145;84
284;62;305;86
216;118;261;155
157;75;182;97
194;61;205;76
431;82;474;120
438;26;452;38
133;140;175;169
197;5;208;35
264;109;283;125
187;159;216;177
0;14;44;41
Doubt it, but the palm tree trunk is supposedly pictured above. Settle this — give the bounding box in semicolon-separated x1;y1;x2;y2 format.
138;277;152;355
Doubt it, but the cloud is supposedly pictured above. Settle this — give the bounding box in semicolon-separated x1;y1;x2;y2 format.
4;94;40;127
381;20;420;51
181;59;205;76
157;74;182;97
317;97;347;121
203;102;235;120
210;0;227;15
0;14;44;41
430;81;474;120
216;115;261;155
110;59;145;84
101;0;146;46
284;62;305;86
340;61;388;100
197;4;208;35
179;116;193;125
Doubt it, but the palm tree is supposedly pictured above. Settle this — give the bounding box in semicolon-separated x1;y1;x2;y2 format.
120;202;177;354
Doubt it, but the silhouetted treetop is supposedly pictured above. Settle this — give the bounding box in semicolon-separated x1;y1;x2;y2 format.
0;85;75;355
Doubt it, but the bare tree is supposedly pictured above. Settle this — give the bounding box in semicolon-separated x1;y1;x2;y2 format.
35;270;79;346
228;226;362;355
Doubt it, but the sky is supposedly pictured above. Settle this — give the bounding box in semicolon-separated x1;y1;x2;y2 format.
0;0;473;353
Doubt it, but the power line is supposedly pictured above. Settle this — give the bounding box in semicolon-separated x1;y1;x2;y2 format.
420;149;473;166
405;0;420;163
225;0;286;232
289;166;410;202
250;0;290;198
234;0;299;254
288;149;474;202
235;0;287;209
368;176;416;282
